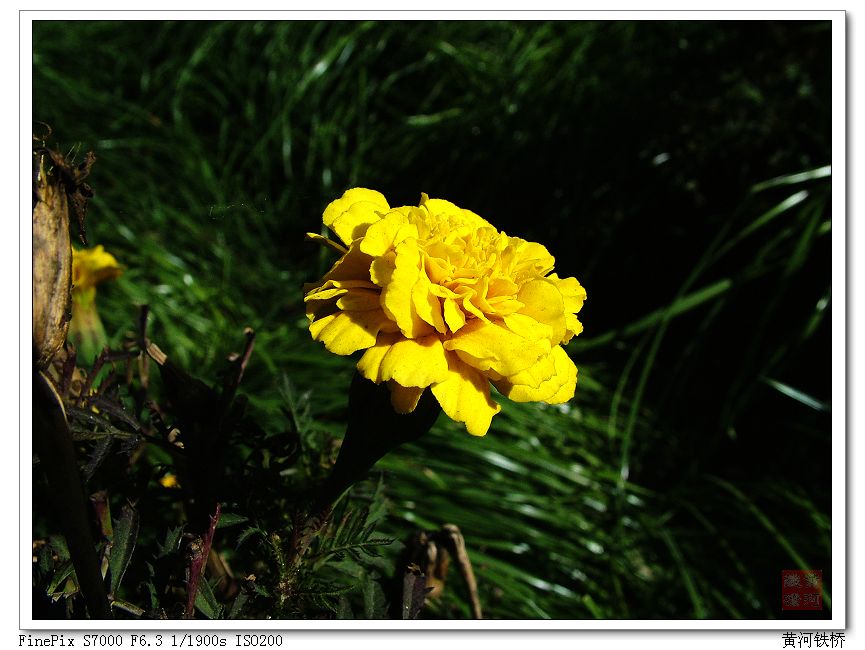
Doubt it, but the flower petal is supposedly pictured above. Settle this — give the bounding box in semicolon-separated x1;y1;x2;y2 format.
494;346;577;404
320;241;375;284
443;297;466;332
359;210;419;257
502;312;553;343
388;382;426;414
323;188;390;245
336;288;382;311
506;239;556;280
517;279;567;344
431;353;501;436
309;309;395;355
549;273;587;314
444;319;550;377
380;240;435;338
357;334;449;388
548;273;587;343
412;259;447;334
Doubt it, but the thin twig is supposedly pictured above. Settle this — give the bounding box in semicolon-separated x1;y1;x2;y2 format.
441;524;483;620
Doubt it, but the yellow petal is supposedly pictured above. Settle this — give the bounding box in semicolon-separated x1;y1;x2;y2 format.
443;297;466;332
380;241;434;338
159;473;181;489
487;295;525;316
322;188;390;245
444;319;550;377
517;279;567;344
548;274;587;343
547;360;578;403
503;312;553;343
309;309;395;355
420;195;462;218
549;273;587;315
303;278;378;295
336;288;382;311
357;334;448;388
320;241;375;284
412;260;447;334
562;313;584;344
356;333;400;381
494;346;577;404
388;382;426;414
72;245;123;292
359;211;419;257
369;251;396;287
304;286;346;303
460;208;493;229
431;353;501;436
508;239;556;280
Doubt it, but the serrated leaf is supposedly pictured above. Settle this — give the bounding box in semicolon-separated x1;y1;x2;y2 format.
250;581;270;597
216;513;249;529
49;534;70;560
109;505;139;596
366;474;389;526
47;560;77;597
236;526;267;549
82;437;113;483
157;525;185;558
143;575;159;611
194;577;223;619
227;590;249;620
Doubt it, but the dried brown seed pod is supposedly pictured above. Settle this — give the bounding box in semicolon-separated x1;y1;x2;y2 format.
32;152;73;369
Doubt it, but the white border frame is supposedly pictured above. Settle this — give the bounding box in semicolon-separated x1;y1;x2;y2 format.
18;9;847;633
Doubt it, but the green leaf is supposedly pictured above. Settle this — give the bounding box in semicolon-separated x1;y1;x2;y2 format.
721;190;811;256
236;526;267;550
216;513;249;529
194;577;223;619
111;599;145;617
751;165;830;192
109;505;140;596
362;576;387;619
156;525;185;558
761;377;829;412
227;590;249;620
658;528;707;619
47;560;77;598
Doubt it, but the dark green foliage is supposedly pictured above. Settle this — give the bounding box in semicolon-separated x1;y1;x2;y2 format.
32;20;831;620
108;505;140;597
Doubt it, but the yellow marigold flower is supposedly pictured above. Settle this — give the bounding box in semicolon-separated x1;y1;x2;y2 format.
69;245;123;363
305;188;587;437
71;245;123;306
159;473;181;489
